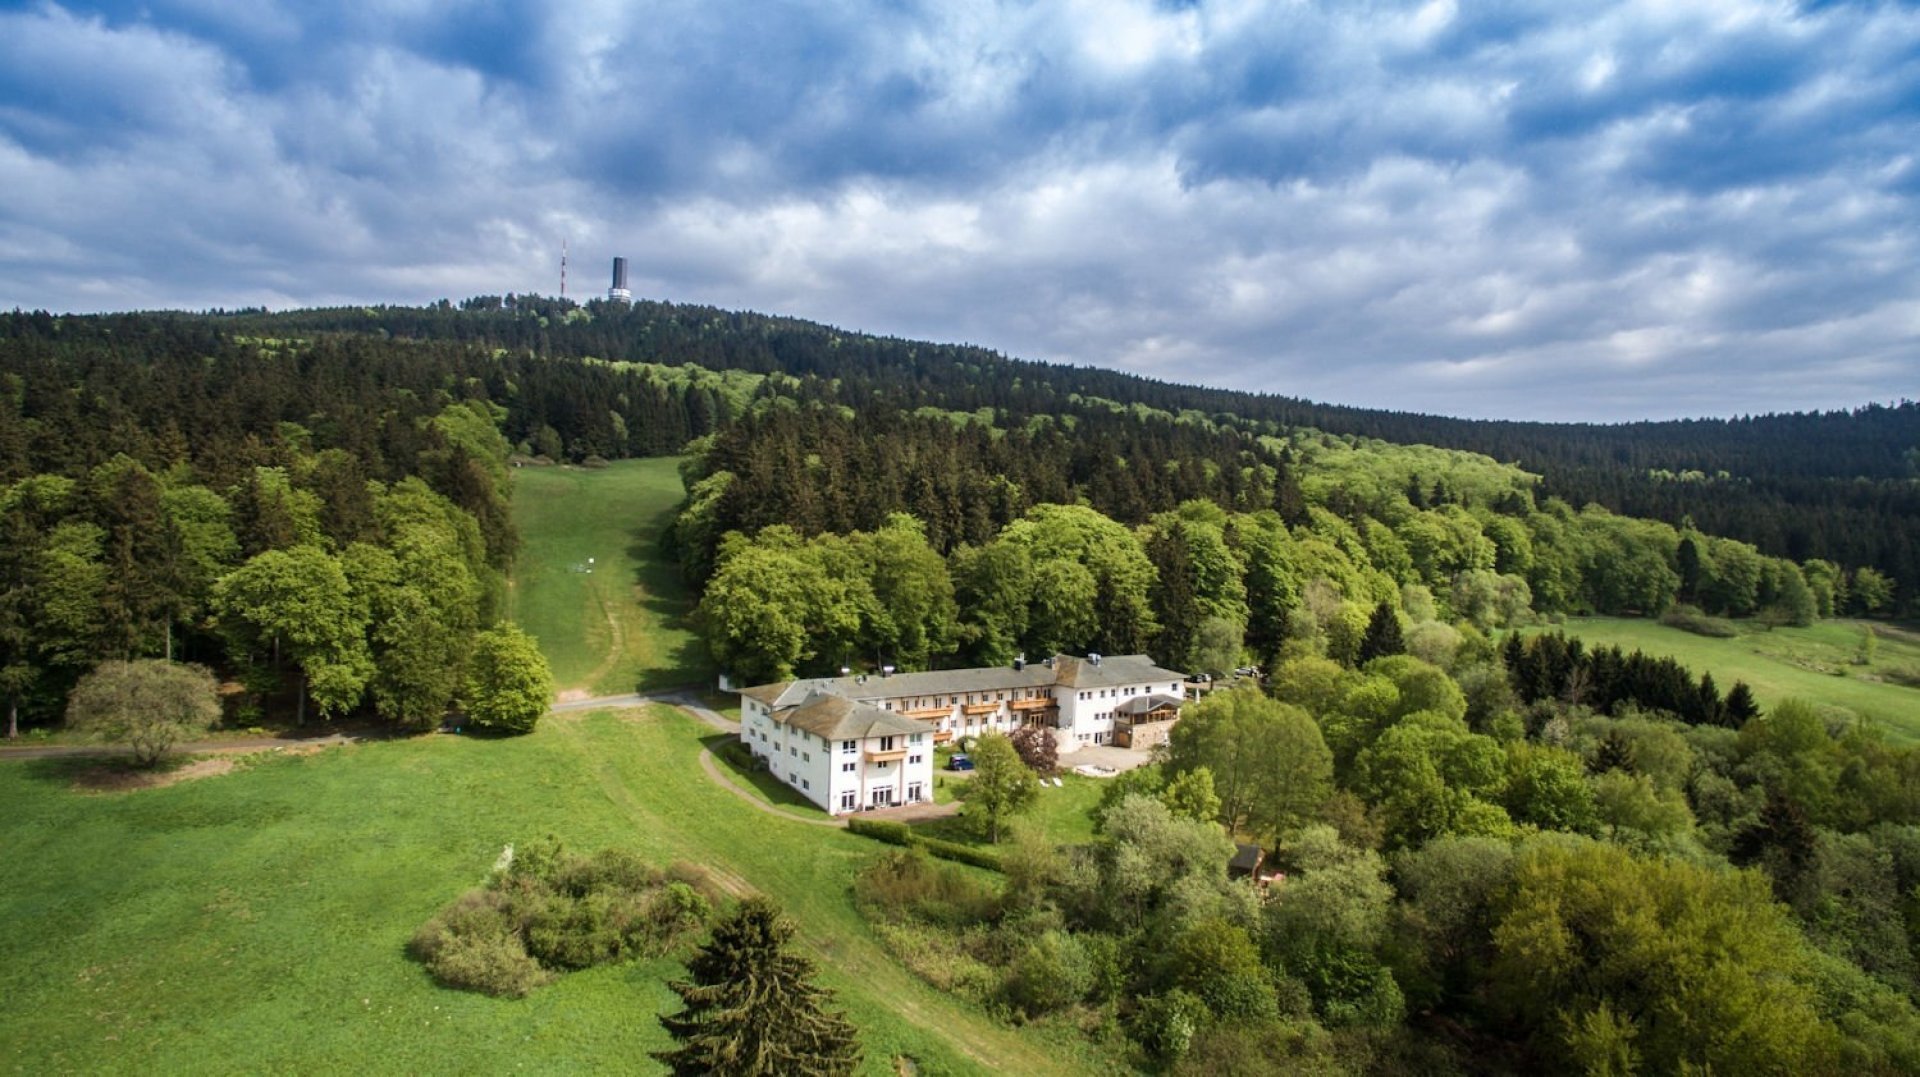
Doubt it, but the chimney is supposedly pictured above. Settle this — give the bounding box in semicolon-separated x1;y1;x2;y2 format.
1090;653;1102;666
1013;653;1026;671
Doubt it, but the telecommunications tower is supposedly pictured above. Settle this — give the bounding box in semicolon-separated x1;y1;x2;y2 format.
608;257;632;304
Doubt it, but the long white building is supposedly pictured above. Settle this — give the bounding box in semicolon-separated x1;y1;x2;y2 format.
739;653;1187;815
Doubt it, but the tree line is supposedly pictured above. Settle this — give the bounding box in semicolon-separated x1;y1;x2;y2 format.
12;300;1911;607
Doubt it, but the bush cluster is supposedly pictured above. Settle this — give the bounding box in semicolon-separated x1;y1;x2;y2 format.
845;816;1005;871
410;839;716;997
853;849;1001;928
1659;605;1740;638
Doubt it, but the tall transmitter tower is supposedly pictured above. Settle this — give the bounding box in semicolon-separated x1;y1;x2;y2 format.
608;257;632;304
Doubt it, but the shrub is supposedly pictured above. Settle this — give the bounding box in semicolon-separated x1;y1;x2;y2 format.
854;849;1000;928
1005;930;1094;1017
846;817;916;845
412;840;710;996
1660;605;1740;638
1130;989;1208;1066
919;836;1004;872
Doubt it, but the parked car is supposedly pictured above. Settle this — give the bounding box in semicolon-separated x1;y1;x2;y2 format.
946;753;974;771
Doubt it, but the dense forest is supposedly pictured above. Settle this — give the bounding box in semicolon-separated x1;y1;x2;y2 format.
135;296;1919;606
11;299;1911;602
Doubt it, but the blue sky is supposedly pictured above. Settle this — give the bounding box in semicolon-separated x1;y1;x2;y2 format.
1;1;1915;421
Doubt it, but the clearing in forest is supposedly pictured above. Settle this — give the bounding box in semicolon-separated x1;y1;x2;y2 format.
1542;617;1920;743
507;458;713;696
0;707;1091;1075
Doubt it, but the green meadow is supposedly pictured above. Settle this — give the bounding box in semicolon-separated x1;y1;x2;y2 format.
506;458;712;696
0;709;1092;1074
1538;616;1920;742
0;461;1100;1075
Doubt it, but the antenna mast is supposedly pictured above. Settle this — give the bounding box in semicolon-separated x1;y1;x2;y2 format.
560;238;568;300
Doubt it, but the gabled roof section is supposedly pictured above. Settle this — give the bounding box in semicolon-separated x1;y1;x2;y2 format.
1115;692;1184;716
1051;654;1186;689
776;692;929;741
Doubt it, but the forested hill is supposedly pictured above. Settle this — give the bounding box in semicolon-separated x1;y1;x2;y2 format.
172;297;1917;478
4;301;1916;602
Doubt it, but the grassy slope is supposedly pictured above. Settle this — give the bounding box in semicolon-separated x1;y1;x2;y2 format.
0;459;1099;1075
0;709;1086;1074
506;459;712;695
1540;617;1920;743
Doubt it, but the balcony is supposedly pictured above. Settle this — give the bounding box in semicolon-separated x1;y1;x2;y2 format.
961;702;999;716
897;706;948;720
1008;698;1054;711
932;729;953;744
864;747;908;764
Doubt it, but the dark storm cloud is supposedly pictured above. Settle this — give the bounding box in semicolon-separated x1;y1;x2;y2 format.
0;0;1915;420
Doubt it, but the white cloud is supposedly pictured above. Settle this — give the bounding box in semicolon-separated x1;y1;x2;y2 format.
0;0;1915;420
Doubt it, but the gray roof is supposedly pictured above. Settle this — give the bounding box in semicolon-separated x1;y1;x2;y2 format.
1115;693;1184;716
776;692;929;741
1053;654;1186;689
741;654;1186;707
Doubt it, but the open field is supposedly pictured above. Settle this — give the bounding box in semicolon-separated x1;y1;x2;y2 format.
0;707;1097;1075
506;459;712;696
1536;617;1920;742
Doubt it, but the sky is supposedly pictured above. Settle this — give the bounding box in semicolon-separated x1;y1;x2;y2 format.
0;1;1916;422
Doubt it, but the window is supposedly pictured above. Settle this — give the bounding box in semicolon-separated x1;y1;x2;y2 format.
841;740;855;753
842;762;855;773
840;791;856;810
802;751;810;762
789;747;797;757
879;735;896;751
907;782;924;803
908;754;923;765
909;733;923;744
802;779;810;790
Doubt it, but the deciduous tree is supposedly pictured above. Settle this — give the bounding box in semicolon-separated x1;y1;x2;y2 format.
464;624;553;734
962;731;1039;843
65;659;220;766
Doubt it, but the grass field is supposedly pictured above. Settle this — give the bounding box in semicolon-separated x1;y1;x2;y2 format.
1534;617;1920;742
0;458;1111;1075
506;459;712;696
0;708;1098;1075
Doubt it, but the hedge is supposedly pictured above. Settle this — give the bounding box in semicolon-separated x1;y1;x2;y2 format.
844;816;1004;872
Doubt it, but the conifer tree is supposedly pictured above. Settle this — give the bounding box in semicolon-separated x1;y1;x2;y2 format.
1357;601;1405;665
1722;681;1761;726
655;897;860;1077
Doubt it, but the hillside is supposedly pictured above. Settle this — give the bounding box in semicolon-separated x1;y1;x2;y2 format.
6;303;1914;607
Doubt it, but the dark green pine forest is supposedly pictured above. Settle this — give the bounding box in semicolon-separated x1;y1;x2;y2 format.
4;297;1920;1073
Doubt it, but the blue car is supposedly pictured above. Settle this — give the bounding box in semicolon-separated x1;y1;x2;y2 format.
946;753;974;771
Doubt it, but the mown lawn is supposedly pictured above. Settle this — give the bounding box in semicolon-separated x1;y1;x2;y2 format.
1534;617;1920;742
916;772;1107;847
0;708;1097;1075
506;459;711;696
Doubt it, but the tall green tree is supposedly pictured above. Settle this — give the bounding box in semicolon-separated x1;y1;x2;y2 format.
961;731;1039;843
655;896;860;1077
1491;840;1839;1074
1166;682;1333;844
213;545;372;722
1356;601;1404;664
464;624;553;734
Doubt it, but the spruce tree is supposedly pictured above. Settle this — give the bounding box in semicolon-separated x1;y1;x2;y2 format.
1722;681;1761;727
1357;601;1405;665
655;897;860;1077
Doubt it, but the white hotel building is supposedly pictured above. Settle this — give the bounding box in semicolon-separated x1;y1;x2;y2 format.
739;653;1187;815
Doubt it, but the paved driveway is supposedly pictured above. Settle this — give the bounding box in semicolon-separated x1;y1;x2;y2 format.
1057;743;1155;774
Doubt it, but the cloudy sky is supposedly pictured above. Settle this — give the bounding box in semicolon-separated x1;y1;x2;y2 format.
1;1;1915;421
